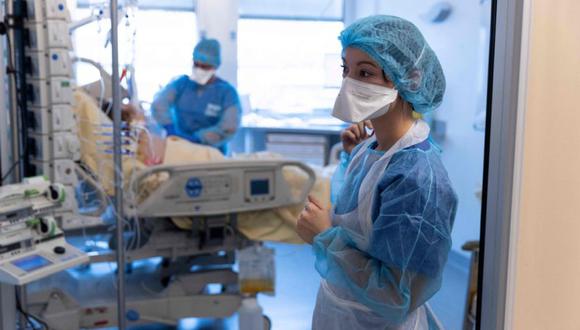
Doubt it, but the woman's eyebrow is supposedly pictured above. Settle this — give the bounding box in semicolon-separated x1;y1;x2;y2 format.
357;60;378;67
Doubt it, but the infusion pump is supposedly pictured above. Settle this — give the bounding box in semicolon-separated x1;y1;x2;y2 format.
0;177;88;285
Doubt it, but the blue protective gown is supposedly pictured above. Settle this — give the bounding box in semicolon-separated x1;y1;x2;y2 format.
151;75;241;153
313;121;458;329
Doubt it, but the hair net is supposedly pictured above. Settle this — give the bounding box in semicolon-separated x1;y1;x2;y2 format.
193;38;221;67
339;15;445;113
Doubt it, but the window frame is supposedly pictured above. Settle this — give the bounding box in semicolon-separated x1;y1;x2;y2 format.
76;0;196;11
238;0;344;22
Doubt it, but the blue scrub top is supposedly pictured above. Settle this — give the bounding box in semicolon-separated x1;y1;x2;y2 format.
151;75;241;153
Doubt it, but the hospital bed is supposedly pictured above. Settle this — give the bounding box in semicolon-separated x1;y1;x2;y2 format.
22;88;329;329
26;158;317;329
93;158;317;265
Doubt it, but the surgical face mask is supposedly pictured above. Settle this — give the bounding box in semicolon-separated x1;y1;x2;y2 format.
190;67;215;85
332;77;398;123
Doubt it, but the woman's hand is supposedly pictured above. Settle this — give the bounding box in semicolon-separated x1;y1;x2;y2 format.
296;195;332;244
341;120;374;154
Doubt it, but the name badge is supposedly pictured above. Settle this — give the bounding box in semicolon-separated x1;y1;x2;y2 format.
205;103;221;117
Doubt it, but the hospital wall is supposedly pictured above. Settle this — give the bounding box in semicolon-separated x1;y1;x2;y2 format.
350;0;488;255
511;0;580;328
196;0;239;87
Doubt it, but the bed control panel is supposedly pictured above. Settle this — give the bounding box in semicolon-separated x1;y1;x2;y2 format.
130;160;314;217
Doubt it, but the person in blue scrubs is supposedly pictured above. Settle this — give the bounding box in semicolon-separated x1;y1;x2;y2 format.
296;16;458;329
151;39;241;154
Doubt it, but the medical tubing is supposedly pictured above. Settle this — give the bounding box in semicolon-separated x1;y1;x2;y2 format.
75;164;109;216
72;56;106;109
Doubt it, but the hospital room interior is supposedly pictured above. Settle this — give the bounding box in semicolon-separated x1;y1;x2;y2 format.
0;0;578;329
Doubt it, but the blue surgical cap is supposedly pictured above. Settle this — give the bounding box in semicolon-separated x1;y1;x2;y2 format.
193;39;221;68
340;15;445;113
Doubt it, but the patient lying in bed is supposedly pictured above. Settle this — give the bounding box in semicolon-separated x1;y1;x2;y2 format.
73;90;333;244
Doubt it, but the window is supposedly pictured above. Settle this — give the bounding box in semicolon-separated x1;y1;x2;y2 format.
71;6;197;103
237;19;344;114
71;2;345;114
133;10;197;101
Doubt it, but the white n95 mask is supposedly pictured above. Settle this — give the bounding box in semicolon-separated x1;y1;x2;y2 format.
190;67;216;85
332;77;398;123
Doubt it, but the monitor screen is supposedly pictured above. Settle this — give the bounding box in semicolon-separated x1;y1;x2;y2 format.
12;255;52;273
250;179;270;196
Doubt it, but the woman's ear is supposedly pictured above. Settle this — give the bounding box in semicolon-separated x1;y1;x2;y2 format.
396;95;406;108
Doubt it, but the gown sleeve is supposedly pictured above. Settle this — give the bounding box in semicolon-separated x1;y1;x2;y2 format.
192;85;241;148
150;76;188;133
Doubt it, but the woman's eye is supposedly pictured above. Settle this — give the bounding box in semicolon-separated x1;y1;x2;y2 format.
360;70;372;78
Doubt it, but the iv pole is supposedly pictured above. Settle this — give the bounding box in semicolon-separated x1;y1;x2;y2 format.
110;0;126;329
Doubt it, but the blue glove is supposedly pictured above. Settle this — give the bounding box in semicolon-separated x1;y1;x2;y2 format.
163;125;177;136
189;133;202;144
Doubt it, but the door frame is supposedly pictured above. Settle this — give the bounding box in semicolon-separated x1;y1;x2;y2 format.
479;0;530;328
